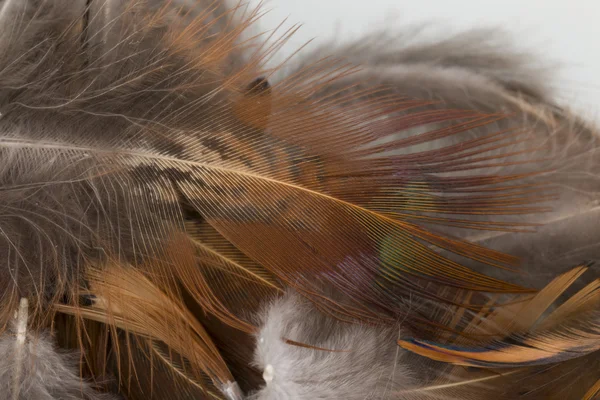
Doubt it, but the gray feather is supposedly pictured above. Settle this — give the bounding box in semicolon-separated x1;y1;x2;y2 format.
0;299;115;400
288;27;600;289
249;292;414;400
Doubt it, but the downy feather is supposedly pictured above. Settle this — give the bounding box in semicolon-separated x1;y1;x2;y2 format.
0;298;116;399
249;291;414;400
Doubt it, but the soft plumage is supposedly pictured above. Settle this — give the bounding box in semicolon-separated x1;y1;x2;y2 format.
0;299;117;399
0;0;598;399
250;292;414;399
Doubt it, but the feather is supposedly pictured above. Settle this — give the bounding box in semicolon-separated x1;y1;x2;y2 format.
55;256;239;398
289;28;600;290
0;0;540;330
0;298;116;399
0;0;598;399
397;264;600;399
249;291;414;400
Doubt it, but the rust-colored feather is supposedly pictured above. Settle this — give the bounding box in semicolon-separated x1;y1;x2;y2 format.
398;264;600;398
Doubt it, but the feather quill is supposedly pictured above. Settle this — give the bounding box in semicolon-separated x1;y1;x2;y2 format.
0;298;116;399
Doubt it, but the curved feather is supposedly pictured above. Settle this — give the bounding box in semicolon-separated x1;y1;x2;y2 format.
398;265;600;398
0;0;545;330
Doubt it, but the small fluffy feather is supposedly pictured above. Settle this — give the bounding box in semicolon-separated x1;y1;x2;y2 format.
0;304;115;400
250;292;414;399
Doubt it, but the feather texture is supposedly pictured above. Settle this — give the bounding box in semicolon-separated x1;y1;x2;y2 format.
0;0;597;399
249;291;414;399
0;298;116;399
395;264;600;399
288;28;600;289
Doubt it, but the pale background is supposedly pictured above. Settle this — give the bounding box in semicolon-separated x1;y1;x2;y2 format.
249;0;600;119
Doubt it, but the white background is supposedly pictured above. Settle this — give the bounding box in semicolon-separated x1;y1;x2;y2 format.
249;0;600;119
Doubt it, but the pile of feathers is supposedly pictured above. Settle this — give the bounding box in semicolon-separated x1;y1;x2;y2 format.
0;0;599;399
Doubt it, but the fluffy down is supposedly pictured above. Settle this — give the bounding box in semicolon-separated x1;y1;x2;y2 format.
0;301;115;400
250;292;414;399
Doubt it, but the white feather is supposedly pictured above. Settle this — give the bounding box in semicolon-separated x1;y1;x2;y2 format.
250;292;414;400
0;299;116;400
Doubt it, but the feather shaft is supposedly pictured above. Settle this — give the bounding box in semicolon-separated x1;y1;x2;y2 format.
12;298;28;400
